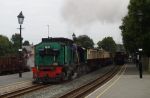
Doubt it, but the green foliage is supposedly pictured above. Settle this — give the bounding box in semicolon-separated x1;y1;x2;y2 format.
23;40;30;46
0;33;30;56
11;33;23;53
11;33;21;46
97;37;116;53
120;0;150;56
0;35;12;56
143;33;150;56
76;35;94;48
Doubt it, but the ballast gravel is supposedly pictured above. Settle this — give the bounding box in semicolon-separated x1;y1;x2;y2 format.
20;65;114;98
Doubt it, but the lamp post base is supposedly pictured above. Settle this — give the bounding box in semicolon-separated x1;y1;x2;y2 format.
19;72;22;78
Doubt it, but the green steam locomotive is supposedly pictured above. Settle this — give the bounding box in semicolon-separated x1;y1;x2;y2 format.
32;37;112;83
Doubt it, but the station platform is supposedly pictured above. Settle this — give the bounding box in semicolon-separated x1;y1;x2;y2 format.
0;56;34;87
85;64;150;98
0;72;33;86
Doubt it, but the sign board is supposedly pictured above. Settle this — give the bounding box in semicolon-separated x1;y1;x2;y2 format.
18;49;22;52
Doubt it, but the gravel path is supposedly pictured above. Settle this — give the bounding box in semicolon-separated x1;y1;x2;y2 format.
20;65;114;98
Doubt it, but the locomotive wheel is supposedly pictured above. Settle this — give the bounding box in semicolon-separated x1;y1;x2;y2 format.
71;72;77;79
61;72;69;81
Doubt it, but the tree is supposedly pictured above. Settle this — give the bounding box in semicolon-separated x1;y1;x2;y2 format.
120;0;150;56
97;37;116;53
0;35;12;56
23;40;30;46
11;33;21;45
76;35;94;48
11;33;23;53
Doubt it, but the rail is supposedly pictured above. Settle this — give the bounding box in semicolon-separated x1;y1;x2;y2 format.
0;84;51;98
59;66;121;98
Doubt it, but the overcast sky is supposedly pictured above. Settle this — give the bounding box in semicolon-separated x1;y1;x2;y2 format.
0;0;130;45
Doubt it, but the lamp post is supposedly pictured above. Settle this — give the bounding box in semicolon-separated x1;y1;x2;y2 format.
135;51;139;67
17;11;24;78
138;48;143;78
72;33;79;64
137;10;143;79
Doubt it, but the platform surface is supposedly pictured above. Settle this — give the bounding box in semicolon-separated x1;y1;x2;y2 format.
0;72;32;86
85;64;150;98
0;55;34;86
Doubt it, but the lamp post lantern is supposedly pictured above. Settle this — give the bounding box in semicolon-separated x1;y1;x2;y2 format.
17;11;24;78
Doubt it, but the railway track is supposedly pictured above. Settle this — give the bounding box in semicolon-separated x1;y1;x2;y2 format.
59;66;121;98
0;84;51;98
